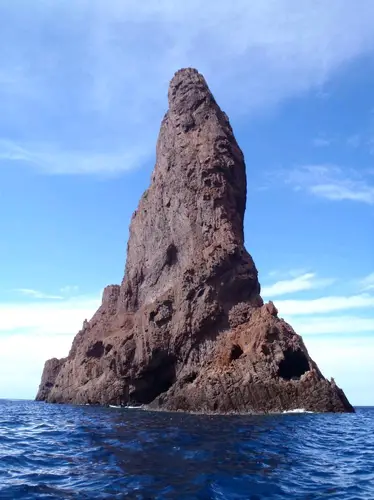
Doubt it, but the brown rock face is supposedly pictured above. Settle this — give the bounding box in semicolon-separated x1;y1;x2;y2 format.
36;357;66;402
36;69;353;414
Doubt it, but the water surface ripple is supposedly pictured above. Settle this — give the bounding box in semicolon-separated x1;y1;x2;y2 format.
0;400;373;499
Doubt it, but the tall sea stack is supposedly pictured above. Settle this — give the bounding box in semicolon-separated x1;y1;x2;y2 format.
36;69;353;413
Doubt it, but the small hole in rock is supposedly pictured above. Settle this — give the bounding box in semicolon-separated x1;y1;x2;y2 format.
149;311;156;322
184;372;198;384
166;244;178;266
186;289;196;300
262;345;270;356
229;344;243;361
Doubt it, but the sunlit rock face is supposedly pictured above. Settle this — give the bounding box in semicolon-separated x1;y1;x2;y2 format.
36;69;353;414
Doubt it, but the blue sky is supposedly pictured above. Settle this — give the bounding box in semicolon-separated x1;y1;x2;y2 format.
0;1;373;405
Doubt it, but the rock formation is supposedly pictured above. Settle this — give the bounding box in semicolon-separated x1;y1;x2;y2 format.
36;69;353;414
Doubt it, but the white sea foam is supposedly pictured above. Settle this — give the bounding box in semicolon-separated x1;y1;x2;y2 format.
109;405;142;409
283;408;313;414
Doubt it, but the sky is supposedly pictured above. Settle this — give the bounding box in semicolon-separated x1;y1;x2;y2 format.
0;1;373;405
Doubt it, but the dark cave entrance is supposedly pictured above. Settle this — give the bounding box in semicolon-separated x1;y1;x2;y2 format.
229;344;243;362
278;349;309;380
130;353;176;405
166;243;178;266
86;340;105;359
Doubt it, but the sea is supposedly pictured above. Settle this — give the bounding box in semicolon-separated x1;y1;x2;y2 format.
0;400;373;499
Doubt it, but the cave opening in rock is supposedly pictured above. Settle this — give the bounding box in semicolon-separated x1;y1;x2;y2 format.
130;354;176;405
184;371;198;384
166;243;178;266
86;341;104;359
278;349;309;380
230;344;243;362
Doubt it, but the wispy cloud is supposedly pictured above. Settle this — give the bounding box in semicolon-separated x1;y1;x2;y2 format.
360;272;374;291
347;134;361;148
275;293;374;315
0;139;147;175
1;1;374;174
287;315;374;335
60;285;79;295
262;272;334;298
14;288;63;300
313;137;332;147
267;269;308;279
1;293;101;335
282;165;374;204
12;285;83;300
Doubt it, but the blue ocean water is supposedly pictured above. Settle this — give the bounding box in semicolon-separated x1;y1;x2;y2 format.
0;400;373;499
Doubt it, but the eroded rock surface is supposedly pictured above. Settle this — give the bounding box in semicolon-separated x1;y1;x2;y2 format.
36;69;353;413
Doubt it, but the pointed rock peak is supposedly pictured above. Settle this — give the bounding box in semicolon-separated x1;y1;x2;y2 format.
36;69;353;416
168;68;213;112
166;68;227;136
121;67;259;312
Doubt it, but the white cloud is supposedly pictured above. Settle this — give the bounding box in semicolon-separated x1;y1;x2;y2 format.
286;315;374;335
311;184;374;204
0;333;74;400
283;165;374;204
1;1;374;174
275;293;374;315
304;335;374;406
0;293;101;399
13;288;63;300
0;294;101;335
261;272;334;298
360;272;374;291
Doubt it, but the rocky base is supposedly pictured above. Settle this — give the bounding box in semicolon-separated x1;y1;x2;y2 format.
37;301;353;414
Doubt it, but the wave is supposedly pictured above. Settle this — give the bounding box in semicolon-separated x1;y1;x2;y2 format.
109;405;142;409
282;408;314;414
0;400;371;499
